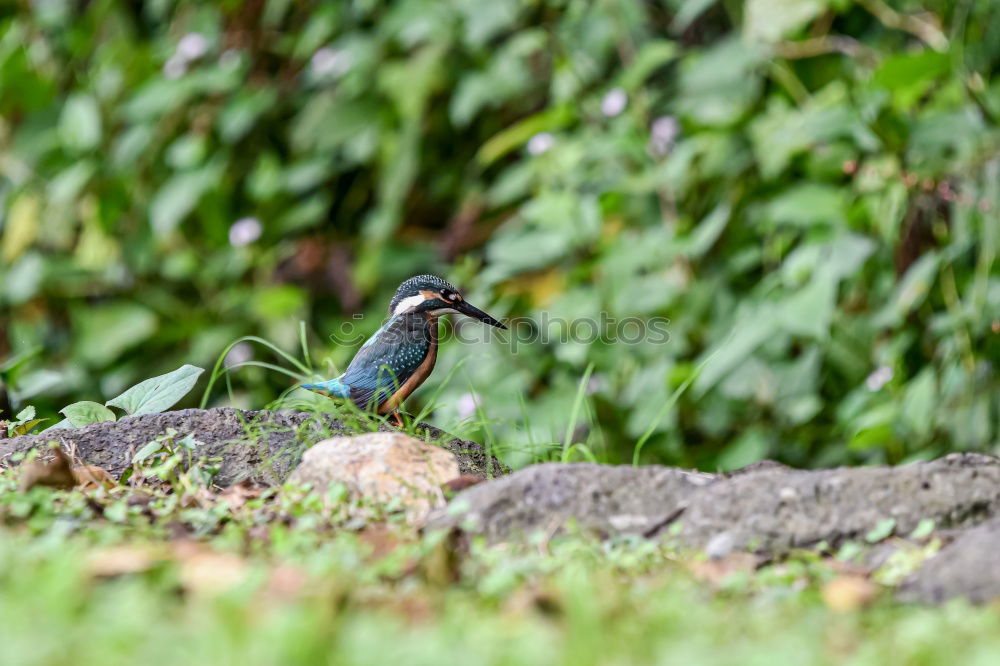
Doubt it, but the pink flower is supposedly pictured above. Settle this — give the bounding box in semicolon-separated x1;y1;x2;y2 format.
527;132;555;155
601;88;627;117
229;217;262;247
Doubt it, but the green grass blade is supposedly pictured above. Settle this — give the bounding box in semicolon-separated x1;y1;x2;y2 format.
299;321;313;374
561;363;594;463
631;346;725;466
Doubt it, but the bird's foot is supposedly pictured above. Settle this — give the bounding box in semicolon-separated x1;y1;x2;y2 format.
388;412;405;429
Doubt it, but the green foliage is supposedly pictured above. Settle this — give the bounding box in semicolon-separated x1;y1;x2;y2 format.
27;364;205;431
3;464;1000;664
5;406;45;437
105;364;204;416
1;1;998;469
60;401;116;427
122;427;218;489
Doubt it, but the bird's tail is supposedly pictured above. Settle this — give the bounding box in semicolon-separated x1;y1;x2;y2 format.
300;377;350;399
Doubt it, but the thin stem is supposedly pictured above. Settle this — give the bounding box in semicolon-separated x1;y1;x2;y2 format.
561;363;594;462
858;0;948;52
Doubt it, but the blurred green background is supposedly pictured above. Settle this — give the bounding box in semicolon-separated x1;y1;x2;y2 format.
1;0;997;470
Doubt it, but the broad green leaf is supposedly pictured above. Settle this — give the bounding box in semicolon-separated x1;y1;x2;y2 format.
618;40;678;90
717;429;770;471
61;401;117;427
745;0;826;42
873;252;941;327
10;419;46;437
47;160;96;205
694;304;779;396
453;0;519;47
111;124;154;168
3;253;45;305
749;82;867;178
873;51;950;110
675;37;764;126
901;369;937;439
218;87;278;144
782;234;876;287
131;440;165;465
15;406;36;422
106;365;205;416
291;93;380;154
848;403;898;450
2;192;40;263
764;184;848;228
681;202;730;258
123;79;194;121
779;271;837;339
291;5;337;58
149;161;224;238
865;518;896;543
671;0;716;33
909;519;936;540
251;285;307;321
59;93;102;151
9;407;46;436
73;303;158;367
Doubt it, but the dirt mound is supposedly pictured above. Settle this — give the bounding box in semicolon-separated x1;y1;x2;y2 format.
0;408;505;484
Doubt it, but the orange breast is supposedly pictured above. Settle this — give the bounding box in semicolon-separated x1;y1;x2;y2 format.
378;317;439;414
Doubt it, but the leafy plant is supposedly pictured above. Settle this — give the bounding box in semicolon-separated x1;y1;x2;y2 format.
1;0;997;469
50;365;205;430
121;427;218;489
4;406;46;438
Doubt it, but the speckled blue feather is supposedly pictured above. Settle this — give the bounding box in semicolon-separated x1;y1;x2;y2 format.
301;313;433;411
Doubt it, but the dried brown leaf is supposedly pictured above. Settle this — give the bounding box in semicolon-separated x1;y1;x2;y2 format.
20;447;76;490
219;480;263;511
442;474;485;494
73;465;116;489
821;575;878;612
357;524;407;561
87;545;163;577
420;529;462;587
172;541;250;596
503;584;564;618
687;553;758;587
259;564;309;604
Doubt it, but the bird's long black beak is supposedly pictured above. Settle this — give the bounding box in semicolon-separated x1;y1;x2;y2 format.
455;300;507;329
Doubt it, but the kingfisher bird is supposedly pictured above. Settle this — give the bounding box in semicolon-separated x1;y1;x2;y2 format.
302;275;506;417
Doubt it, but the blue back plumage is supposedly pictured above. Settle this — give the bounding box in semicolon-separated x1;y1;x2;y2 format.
301;314;433;410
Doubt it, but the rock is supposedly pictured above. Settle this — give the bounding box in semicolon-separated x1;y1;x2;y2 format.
678;453;1000;552
434;454;1000;556
427;462;716;540
0;407;506;485
288;432;460;523
898;518;1000;604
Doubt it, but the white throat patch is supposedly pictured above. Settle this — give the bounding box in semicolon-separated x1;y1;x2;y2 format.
393;294;427;315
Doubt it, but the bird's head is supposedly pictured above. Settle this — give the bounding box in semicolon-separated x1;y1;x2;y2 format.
388;275;506;329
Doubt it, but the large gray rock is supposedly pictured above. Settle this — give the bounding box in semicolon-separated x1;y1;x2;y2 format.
898;519;1000;604
433;454;1000;557
428;462;716;540
0;408;506;485
678;453;1000;554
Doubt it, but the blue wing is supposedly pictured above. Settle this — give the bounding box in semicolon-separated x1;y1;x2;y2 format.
304;315;431;411
340;315;431;410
